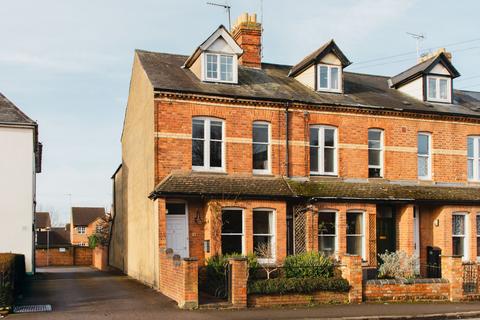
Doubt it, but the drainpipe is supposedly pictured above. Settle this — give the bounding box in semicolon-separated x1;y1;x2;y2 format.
285;102;290;178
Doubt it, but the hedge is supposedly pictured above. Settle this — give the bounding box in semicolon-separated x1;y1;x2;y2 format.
283;252;334;278
0;254;25;310
248;277;350;295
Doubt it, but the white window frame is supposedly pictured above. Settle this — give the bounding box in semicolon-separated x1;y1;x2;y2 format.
317;64;342;93
310;125;338;176
253;208;276;264
426;76;451;103
468;136;480;182
417;132;432;180
368;129;384;178
221;208;245;255
317;210;338;258
252;121;271;175
192;117;226;172
77;226;86;234
203;52;237;83
452;212;469;262
346;211;366;261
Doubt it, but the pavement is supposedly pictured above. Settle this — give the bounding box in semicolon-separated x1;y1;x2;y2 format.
8;266;480;320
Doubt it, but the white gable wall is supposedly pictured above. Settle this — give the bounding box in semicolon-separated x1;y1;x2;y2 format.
430;63;450;75
0;126;35;273
320;53;341;65
206;37;236;54
397;77;423;101
294;65;315;90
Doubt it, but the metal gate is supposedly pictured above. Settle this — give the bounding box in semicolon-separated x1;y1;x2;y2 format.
463;262;478;294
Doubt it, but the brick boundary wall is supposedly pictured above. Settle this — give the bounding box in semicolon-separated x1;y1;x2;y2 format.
248;291;348;307
35;247;93;267
364;279;450;302
229;257;248;308
159;248;198;309
340;255;363;303
92;246;109;271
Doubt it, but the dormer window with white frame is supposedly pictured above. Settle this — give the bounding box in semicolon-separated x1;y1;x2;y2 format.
427;76;451;103
205;53;235;83
183;25;243;84
317;64;341;92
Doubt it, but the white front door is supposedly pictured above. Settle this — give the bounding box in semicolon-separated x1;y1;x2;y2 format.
166;202;189;257
413;206;420;258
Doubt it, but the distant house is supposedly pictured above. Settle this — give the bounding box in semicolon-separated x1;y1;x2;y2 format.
0;93;42;274
34;212;51;231
70;207;106;246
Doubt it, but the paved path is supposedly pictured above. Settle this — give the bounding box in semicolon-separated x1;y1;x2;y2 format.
9;267;480;319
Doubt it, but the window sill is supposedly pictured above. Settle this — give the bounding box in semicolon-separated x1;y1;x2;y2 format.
253;171;273;177
191;169;227;175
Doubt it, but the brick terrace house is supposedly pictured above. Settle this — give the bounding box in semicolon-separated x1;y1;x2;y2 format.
70;207;106;246
110;13;480;290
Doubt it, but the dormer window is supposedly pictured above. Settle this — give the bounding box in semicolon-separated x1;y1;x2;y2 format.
318;64;341;92
289;39;351;93
205;53;235;83
183;25;243;84
427;76;450;102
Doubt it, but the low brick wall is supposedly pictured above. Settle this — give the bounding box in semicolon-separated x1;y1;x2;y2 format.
159;248;198;309
35;247;92;267
248;291;348;307
364;278;450;302
92;246;108;271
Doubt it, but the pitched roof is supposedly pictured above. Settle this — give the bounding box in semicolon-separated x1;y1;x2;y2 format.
71;207;105;226
150;173;480;204
150;172;294;199
0;92;36;125
183;25;243;68
35;212;51;229
136;50;480;118
289;180;480;203
36;227;71;247
390;52;461;88
288;39;352;77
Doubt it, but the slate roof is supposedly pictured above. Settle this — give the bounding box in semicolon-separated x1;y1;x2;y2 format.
288;39;352;77
136;50;480;118
389;52;461;88
35;212;51;230
71;207;105;226
36;227;71;247
0;92;35;124
288;180;480;203
150;172;293;199
150;173;480;204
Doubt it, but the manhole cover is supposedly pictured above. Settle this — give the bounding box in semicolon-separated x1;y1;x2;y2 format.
13;305;52;313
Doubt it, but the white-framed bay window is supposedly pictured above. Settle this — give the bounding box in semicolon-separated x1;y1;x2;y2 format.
418;132;432;180
310;125;338;175
192;117;225;172
427;76;451;103
318;211;338;257
452;212;469;261
252;122;271;174
317;64;342;92
368;129;384;178
253;209;276;263
221;208;244;255
204;53;236;83
468;136;480;181
476;214;480;260
346;211;366;260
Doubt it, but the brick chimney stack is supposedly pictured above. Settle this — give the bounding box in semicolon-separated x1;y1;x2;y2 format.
419;48;452;63
231;13;262;69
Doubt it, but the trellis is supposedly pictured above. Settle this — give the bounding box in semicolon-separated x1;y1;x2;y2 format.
293;205;308;254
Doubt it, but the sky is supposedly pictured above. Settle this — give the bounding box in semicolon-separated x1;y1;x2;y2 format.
0;0;479;225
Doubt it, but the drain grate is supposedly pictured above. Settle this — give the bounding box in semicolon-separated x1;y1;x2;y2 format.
13;305;52;313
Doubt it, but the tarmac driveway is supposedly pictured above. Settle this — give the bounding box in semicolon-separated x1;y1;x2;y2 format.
9;266;480;320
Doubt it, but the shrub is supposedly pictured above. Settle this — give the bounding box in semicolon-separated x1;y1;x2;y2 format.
378;251;419;280
248;277;350;295
204;253;258;297
283;252;334;278
0;253;25;310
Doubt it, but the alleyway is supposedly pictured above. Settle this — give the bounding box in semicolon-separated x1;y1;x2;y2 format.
9;267;480;320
